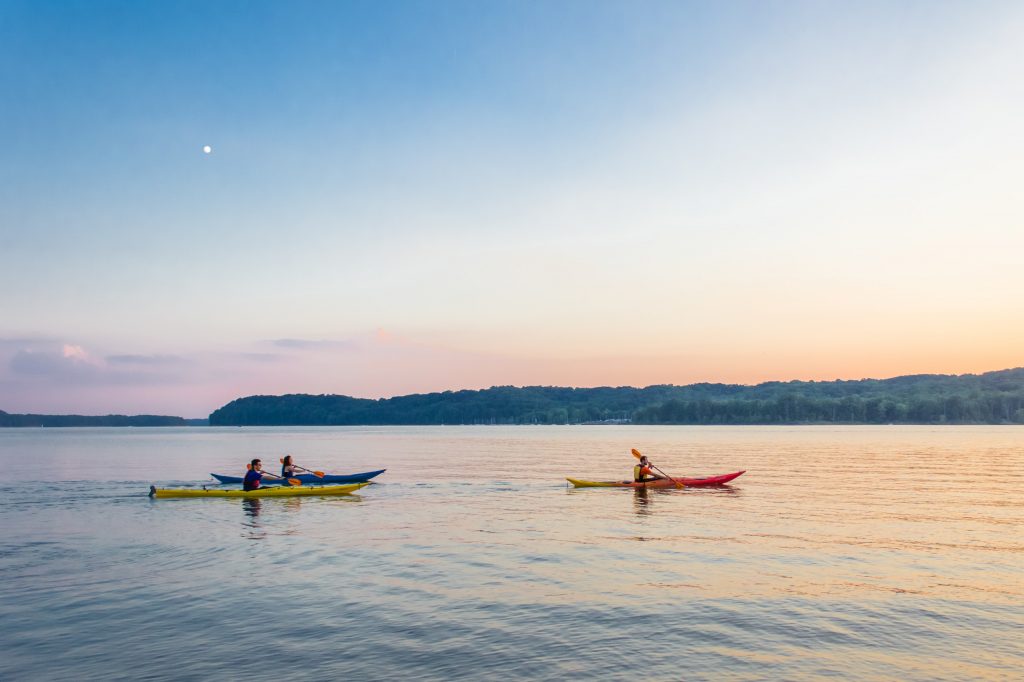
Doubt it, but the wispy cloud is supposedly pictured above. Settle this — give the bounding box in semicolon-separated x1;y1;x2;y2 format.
3;340;195;389
106;354;189;366
0;335;59;349
269;338;358;351
239;352;287;363
62;344;90;361
10;348;100;380
0;337;319;415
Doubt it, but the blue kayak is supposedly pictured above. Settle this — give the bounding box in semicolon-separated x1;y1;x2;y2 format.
210;469;386;485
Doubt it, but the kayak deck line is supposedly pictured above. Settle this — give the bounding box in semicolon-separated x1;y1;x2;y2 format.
148;482;370;499
569;471;745;485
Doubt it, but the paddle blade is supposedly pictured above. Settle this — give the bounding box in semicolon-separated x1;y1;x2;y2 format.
286;478;302;486
313;471;325;478
631;448;643;459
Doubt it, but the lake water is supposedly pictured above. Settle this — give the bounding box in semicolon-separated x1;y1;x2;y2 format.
0;426;1020;680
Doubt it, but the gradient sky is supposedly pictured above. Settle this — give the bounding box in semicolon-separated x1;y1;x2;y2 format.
1;0;1022;417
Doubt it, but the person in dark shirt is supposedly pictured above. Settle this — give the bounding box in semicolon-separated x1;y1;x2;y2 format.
242;458;285;491
281;454;301;478
281;454;324;480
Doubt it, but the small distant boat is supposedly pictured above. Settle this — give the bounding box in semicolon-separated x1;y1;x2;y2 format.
149;482;370;499
567;470;745;488
209;469;386;485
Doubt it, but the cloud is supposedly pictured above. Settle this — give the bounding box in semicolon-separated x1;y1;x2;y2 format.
10;349;99;379
0;335;59;349
0;340;269;415
270;338;358;351
235;352;287;364
106;354;189;366
6;344;191;387
62;344;90;361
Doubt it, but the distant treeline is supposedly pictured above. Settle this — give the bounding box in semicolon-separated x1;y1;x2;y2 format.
0;411;196;427
208;368;1024;425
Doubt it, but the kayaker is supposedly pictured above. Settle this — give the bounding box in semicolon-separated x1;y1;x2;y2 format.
633;455;664;483
243;459;284;491
282;454;309;475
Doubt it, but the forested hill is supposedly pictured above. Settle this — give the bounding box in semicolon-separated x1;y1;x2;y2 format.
0;411;189;427
208;368;1024;425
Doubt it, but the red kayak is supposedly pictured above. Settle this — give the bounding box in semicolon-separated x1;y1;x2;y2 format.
567;470;745;488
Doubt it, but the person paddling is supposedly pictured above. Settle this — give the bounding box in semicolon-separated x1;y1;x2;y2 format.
633;454;665;483
281;454;324;479
243;459;285;491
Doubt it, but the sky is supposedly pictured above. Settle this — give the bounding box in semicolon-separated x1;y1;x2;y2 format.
1;0;1022;417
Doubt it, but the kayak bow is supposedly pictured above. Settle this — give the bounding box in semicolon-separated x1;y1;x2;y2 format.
567;470;745;488
149;482;370;499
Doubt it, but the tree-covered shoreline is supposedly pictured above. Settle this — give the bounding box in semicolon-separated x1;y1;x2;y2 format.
208;368;1024;426
0;411;193;427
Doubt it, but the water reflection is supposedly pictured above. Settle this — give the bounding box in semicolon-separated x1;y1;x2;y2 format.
281;497;303;513
242;498;262;518
242;497;305;519
242;499;265;540
4;426;1024;680
632;487;653;516
703;485;740;496
241;497;306;540
242;499;265;535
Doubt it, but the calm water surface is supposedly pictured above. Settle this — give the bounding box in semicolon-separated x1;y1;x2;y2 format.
0;426;1021;680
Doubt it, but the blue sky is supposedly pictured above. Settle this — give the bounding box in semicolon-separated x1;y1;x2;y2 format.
1;1;1022;416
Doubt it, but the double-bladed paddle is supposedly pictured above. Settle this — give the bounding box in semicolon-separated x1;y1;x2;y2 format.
247;462;302;487
631;448;685;489
259;473;302;487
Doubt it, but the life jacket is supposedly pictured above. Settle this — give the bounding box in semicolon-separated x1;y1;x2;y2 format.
634;464;653;481
243;469;262;491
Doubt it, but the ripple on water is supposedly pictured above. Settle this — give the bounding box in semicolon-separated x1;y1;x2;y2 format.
0;426;1022;680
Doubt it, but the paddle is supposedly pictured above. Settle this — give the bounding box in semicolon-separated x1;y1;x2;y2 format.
631;448;685;489
279;458;325;478
255;473;302;487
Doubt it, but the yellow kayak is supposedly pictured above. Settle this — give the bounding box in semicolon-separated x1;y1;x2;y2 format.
148;482;370;499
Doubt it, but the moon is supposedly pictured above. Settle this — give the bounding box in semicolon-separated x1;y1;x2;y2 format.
202;145;212;154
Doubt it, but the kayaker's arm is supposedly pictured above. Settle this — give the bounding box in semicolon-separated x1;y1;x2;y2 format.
642;464;665;480
258;472;303;487
293;464;326;478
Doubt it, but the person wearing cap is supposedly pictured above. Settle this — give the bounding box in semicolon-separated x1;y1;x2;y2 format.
633;455;664;483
